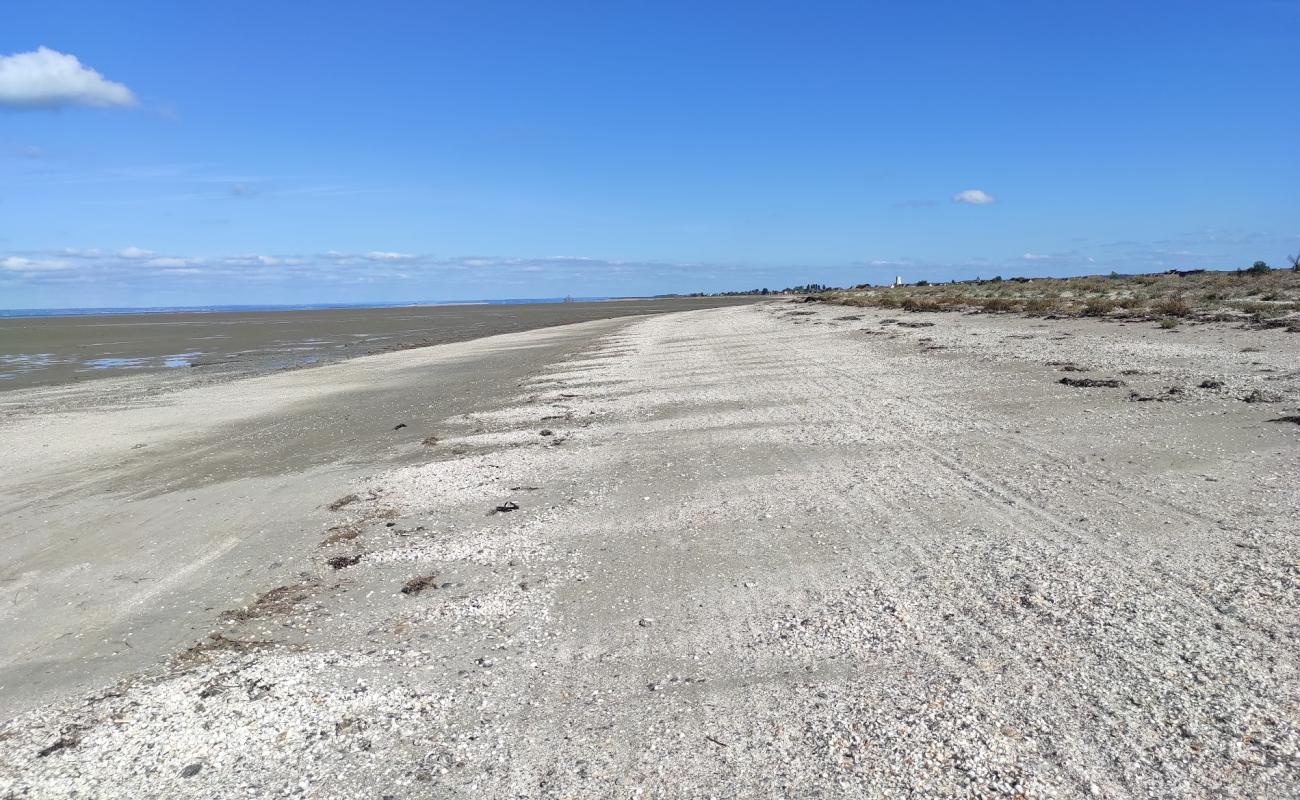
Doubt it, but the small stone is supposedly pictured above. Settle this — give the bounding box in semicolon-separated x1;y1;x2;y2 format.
180;763;203;778
638;618;655;627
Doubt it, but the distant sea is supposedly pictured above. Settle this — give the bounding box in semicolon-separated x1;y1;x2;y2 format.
0;297;620;319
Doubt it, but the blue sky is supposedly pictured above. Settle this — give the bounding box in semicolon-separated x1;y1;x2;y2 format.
2;1;1297;308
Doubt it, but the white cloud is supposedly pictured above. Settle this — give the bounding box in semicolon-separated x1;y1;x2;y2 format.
2;247;736;292
952;189;996;205
1;256;70;271
320;250;419;263
0;47;136;109
1022;252;1095;264
364;251;416;262
224;255;306;267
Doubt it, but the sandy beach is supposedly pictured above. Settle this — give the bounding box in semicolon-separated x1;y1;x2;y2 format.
1;302;1297;798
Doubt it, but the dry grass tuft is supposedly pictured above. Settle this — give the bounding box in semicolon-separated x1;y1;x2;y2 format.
820;269;1300;323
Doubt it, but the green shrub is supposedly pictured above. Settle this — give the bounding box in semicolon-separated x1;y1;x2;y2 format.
979;297;1016;312
1232;301;1287;318
1023;297;1061;315
1083;298;1116;316
1154;296;1191;317
901;297;941;312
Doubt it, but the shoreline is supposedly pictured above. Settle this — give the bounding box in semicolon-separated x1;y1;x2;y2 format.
0;295;712;320
0;295;761;393
1;303;1297;797
0;293;764;318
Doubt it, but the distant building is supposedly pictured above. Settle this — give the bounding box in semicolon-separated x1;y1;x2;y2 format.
893;275;903;287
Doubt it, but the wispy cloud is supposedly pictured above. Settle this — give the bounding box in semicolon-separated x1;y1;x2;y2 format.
1022;252;1095;264
9;235;1286;301
0;248;734;292
0;47;136;109
1;255;71;271
952;189;996;205
363;251;417;262
223;255;307;267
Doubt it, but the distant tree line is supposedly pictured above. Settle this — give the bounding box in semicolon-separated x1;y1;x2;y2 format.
657;283;833;298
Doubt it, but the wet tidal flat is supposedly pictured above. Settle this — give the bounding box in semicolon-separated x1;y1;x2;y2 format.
0;297;758;390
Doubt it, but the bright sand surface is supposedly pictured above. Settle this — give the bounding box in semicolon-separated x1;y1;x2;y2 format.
1;303;1297;797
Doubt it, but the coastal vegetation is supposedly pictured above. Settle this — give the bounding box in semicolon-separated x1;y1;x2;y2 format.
816;264;1300;325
